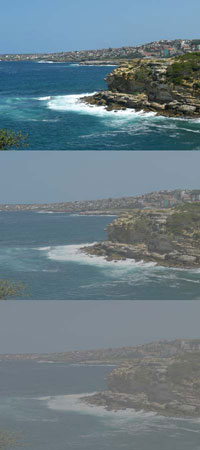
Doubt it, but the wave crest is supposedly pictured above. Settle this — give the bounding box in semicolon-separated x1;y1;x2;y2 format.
44;393;156;420
42;93;156;119
38;243;156;269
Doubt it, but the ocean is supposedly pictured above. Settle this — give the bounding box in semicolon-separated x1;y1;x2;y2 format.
0;360;200;450
0;61;200;150
0;211;200;300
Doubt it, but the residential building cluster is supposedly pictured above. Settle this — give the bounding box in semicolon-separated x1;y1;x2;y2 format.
0;190;200;213
1;39;200;62
1;339;200;362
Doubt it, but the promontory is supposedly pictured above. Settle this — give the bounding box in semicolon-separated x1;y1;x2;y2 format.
81;53;200;118
2;338;200;418
81;348;200;418
82;203;200;268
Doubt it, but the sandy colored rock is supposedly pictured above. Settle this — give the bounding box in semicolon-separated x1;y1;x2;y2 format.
82;204;200;268
81;53;200;117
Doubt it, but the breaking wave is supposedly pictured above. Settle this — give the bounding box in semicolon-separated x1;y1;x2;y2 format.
37;96;51;101
42;393;156;420
39;93;157;119
34;93;200;131
37;61;54;64
38;243;156;269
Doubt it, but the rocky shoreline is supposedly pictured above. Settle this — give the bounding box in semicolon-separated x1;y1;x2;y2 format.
81;390;200;418
79;60;118;66
81;89;200;117
81;54;200;118
3;339;200;418
81;239;200;269
81;353;200;418
81;205;200;269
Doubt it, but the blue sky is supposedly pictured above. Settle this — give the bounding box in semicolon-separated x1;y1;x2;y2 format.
0;151;199;204
0;301;199;353
0;0;200;53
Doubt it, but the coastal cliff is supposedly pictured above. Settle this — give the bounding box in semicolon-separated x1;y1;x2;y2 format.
82;53;200;117
82;203;200;268
2;338;200;417
82;352;200;417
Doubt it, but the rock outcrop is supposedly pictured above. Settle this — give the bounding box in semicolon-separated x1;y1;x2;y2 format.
82;204;200;268
82;352;200;417
81;53;200;117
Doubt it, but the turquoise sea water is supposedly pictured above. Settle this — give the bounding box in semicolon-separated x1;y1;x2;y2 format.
0;61;200;150
1;211;200;300
1;361;200;450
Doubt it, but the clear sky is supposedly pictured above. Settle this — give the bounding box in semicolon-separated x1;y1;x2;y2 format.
0;0;199;54
0;151;199;204
0;301;199;354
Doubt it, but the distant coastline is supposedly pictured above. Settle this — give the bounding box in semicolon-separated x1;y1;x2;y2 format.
1;38;200;62
0;189;199;213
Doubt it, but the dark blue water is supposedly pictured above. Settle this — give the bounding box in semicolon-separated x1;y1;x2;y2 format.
0;361;200;450
1;211;200;300
0;61;200;150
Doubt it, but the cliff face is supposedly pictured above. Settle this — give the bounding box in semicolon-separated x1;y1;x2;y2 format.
82;204;200;268
82;353;200;417
82;53;200;117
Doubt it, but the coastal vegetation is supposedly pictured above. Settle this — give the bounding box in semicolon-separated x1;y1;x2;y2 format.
166;203;200;235
167;352;200;381
166;52;200;86
0;280;27;300
0;430;22;449
0;129;28;150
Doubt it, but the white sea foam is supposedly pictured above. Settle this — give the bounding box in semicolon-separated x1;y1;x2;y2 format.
69;363;116;367
42;93;156;119
36;210;67;214
69;214;117;217
28;118;60;123
35;92;200;133
36;210;54;213
38;243;156;270
42;393;156;420
38;63;80;67
37;61;54;64
37;96;51;101
37;360;56;364
81;64;117;67
35;212;116;217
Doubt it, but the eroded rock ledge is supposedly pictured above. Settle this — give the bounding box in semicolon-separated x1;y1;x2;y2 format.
81;204;200;268
81;353;200;418
81;54;200;117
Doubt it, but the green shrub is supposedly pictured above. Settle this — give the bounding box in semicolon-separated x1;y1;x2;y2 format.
166;53;200;86
0;430;22;449
0;130;28;150
0;280;27;299
166;204;200;235
135;66;152;83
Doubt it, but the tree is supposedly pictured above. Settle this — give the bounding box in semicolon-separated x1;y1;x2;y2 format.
0;129;28;150
0;280;27;300
0;430;23;449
